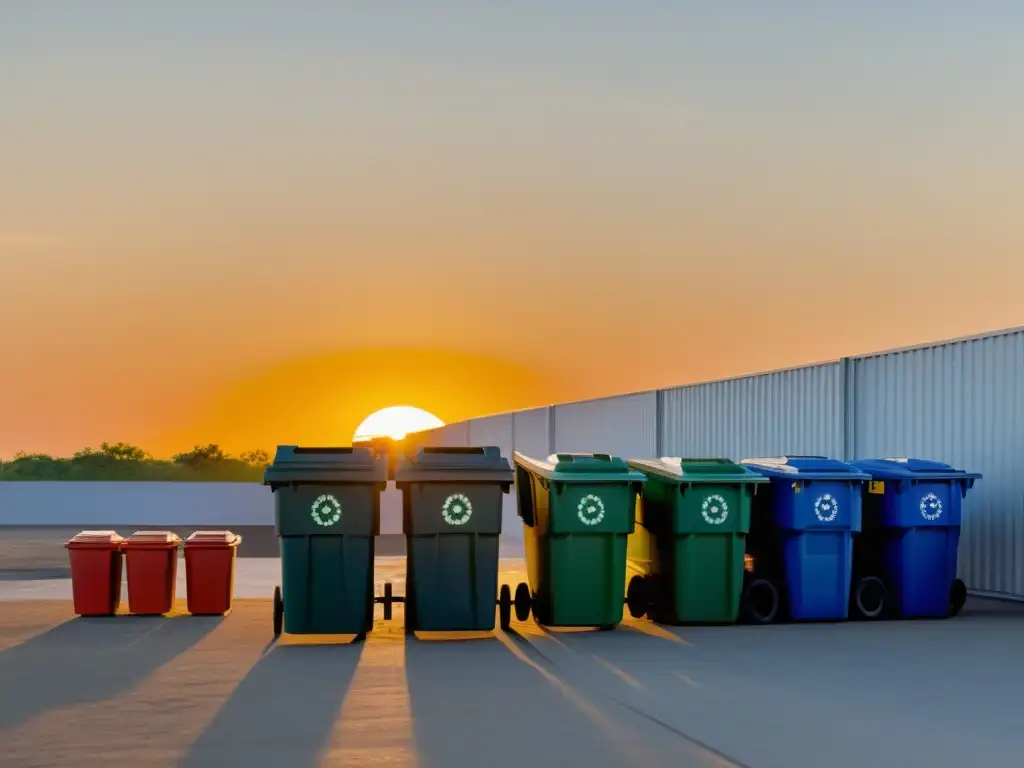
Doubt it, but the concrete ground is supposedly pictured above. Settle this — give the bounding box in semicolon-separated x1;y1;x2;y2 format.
2;553;1024;766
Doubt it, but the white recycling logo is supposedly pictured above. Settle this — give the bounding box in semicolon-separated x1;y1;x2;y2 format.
701;494;729;525
920;493;943;521
577;494;606;526
442;493;473;526
311;494;343;527
813;493;839;523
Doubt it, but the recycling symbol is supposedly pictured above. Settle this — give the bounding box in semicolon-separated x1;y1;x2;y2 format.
813;493;839;523
442;493;473;526
311;494;342;527
577;494;606;526
920;493;943;521
701;494;729;525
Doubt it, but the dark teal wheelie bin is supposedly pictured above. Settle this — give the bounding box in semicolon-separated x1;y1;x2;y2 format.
264;445;388;639
848;458;981;620
395;446;518;632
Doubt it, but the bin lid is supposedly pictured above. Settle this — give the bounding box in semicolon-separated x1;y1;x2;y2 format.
186;530;242;546
847;458;982;482
394;446;513;485
514;451;647;484
123;530;182;548
740;456;871;481
628;458;769;485
66;530;123;547
263;445;388;487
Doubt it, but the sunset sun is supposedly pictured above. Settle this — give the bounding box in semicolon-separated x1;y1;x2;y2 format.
353;406;444;442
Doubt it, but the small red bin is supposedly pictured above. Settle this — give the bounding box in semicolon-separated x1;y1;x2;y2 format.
184;530;242;616
122;531;181;615
65;530;124;616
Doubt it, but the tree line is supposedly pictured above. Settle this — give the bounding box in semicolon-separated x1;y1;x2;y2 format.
0;443;271;482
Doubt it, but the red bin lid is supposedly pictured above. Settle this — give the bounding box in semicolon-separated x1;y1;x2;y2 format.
186;530;241;546
123;530;181;548
67;530;123;547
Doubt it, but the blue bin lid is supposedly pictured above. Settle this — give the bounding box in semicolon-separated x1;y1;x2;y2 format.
740;455;871;481
848;458;981;482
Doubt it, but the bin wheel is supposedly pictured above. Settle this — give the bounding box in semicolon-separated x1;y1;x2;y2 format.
626;574;652;619
514;583;532;622
742;577;779;624
498;584;513;630
852;576;888;621
950;578;968;617
273;586;284;637
598;624;617;632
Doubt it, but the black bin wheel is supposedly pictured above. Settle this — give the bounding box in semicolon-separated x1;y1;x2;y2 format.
742;577;780;624
273;586;284;637
950;578;968;617
852;576;888;621
498;584;513;630
514;583;532;622
626;574;652;619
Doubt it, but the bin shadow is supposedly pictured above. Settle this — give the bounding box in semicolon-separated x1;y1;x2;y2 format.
403;633;647;768
181;641;364;767
0;614;222;732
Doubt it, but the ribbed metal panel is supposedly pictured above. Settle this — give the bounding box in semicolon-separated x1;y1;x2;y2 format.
468;414;513;459
851;329;1024;597
661;363;844;460
419;422;470;447
552;392;658;459
512;407;551;460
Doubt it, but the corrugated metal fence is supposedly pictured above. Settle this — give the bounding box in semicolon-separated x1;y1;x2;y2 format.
423;327;1024;599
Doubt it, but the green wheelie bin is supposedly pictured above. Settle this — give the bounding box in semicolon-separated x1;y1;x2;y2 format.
514;452;646;629
626;458;767;624
395;446;518;633
264;445;387;639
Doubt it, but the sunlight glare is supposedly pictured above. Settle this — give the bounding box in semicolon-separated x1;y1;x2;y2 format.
353;406;444;441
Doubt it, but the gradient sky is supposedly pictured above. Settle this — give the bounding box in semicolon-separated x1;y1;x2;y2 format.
2;2;1023;458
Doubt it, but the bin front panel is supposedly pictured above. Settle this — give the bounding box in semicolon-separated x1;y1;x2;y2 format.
280;534;374;634
769;478;863;533
883;527;960;617
879;481;965;530
546;481;637;536
650;533;745;624
677;483;753;535
782;531;853;620
534;532;629;627
274;484;381;537
400;483;504;536
406;534;500;631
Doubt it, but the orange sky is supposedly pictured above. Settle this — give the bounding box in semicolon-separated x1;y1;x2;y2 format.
2;5;1023;458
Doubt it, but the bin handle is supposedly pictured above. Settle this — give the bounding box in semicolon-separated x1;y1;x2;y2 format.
516;466;536;527
420;447;486;455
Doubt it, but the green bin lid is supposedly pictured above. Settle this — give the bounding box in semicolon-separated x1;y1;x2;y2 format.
263;445;387;487
513;451;646;484
628;457;769;485
394;446;513;485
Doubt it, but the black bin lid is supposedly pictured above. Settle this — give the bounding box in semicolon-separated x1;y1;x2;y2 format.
394;446;513;485
263;445;388;487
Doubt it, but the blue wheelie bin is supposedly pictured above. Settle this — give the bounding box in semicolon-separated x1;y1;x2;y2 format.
739;456;870;623
848;458;981;620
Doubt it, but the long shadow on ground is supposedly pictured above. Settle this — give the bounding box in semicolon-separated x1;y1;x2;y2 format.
0;615;221;732
181;641;363;768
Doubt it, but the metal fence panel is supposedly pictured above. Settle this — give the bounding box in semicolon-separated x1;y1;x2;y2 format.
851;330;1024;598
661;363;844;460
552;392;658;458
512;407;551;460
418;422;470;448
468;414;514;459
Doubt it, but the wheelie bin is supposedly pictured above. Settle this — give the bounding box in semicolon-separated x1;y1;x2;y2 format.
740;456;870;623
625;458;768;624
264;445;387;638
514;452;646;629
848;458;981;620
394;445;518;632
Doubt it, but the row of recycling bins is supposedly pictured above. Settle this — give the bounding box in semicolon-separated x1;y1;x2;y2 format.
66;530;242;617
264;445;981;638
